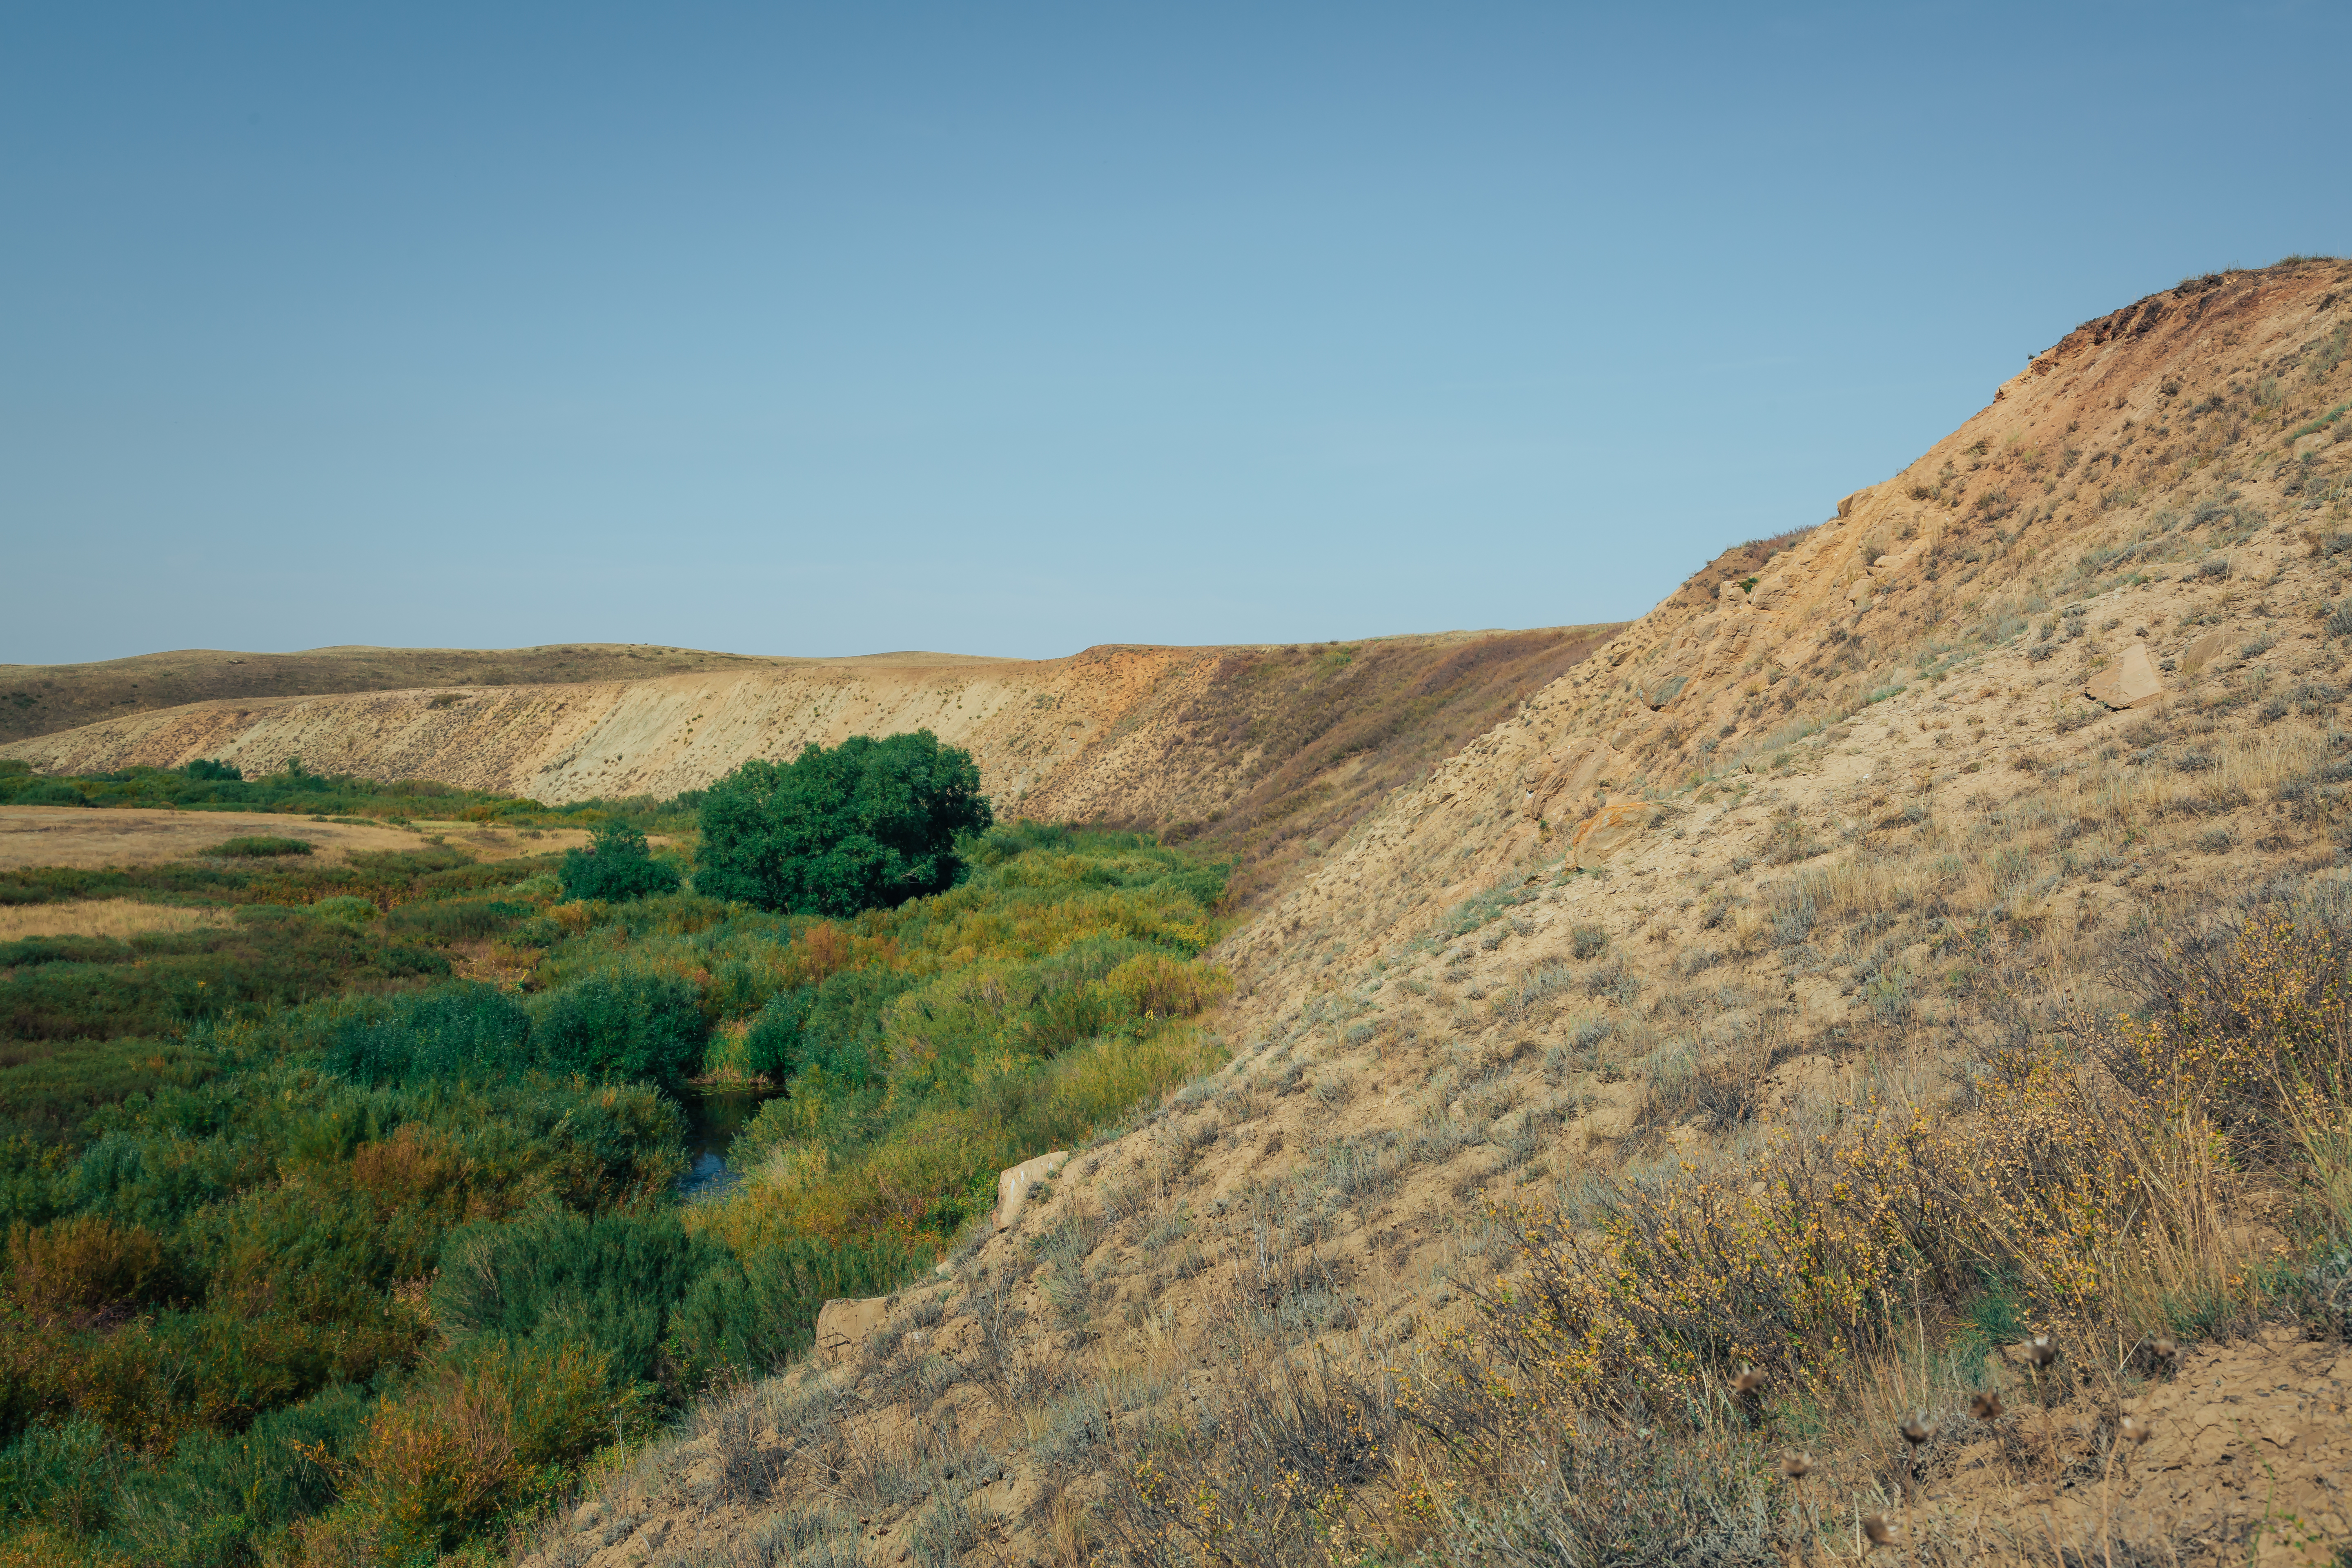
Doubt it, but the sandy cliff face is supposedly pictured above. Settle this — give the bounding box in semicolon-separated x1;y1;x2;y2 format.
1226;259;2352;993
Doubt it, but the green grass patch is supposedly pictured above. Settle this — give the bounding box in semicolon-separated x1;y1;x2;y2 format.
2286;400;2349;443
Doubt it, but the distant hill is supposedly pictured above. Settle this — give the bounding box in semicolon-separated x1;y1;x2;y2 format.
0;627;1623;905
0;643;793;746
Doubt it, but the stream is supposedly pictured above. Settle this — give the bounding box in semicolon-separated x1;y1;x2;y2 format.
677;1087;782;1202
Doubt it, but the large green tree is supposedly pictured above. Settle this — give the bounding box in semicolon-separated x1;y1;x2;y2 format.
694;731;992;915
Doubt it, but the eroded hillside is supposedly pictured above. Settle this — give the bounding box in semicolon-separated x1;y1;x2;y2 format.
0;642;790;746
0;629;1616;904
525;258;2352;1566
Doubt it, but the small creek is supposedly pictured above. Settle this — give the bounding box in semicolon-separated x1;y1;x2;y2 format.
677;1087;783;1202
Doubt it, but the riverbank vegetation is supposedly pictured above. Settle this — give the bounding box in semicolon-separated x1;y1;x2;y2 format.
0;764;1229;1564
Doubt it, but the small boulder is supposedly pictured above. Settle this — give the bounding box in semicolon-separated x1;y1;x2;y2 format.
2085;642;2164;710
815;1296;889;1364
1640;673;1686;711
993;1149;1069;1232
2179;629;2232;674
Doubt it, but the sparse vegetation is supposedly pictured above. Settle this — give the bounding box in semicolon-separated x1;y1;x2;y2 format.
1402;904;2352;1559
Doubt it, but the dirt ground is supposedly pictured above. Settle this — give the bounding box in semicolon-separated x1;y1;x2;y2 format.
0;806;592;871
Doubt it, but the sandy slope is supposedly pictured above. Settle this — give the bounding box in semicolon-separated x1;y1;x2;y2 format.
0;642;795;746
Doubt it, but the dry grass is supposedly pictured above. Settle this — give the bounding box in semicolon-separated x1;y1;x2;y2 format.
0;898;235;941
0;807;591;873
1385;903;2352;1565
0;807;419;869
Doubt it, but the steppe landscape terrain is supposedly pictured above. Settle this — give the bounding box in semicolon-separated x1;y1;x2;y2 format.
514;258;2352;1565
4;257;2352;1566
0;627;1616;911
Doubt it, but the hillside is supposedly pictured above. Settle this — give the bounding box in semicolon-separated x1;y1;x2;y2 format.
0;628;1619;904
526;258;2352;1566
0;643;799;746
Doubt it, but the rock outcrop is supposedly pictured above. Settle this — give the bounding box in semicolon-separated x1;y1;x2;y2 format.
813;1296;888;1364
2086;642;2165;708
992;1150;1067;1232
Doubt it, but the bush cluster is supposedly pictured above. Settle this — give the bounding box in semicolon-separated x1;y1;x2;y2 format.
695;731;991;915
0;775;1234;1563
557;820;681;903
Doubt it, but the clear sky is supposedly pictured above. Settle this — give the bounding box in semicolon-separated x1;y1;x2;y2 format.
5;2;2348;665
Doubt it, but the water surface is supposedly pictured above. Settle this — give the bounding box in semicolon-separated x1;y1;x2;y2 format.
677;1087;781;1202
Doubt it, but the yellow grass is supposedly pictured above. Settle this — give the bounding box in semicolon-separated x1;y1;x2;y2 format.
0;899;235;942
0;805;590;872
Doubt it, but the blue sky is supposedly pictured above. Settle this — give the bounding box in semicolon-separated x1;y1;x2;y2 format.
5;2;2348;664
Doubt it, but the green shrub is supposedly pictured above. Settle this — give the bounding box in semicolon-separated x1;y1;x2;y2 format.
202;836;314;858
695;732;991;915
430;1208;726;1392
670;1232;915;1379
558;821;682;903
113;1382;368;1565
327;983;531;1087
305;895;379;926
0;1417;122;1536
384;898;530;942
741;990;810;1078
529;973;708;1092
790;967;915;1085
